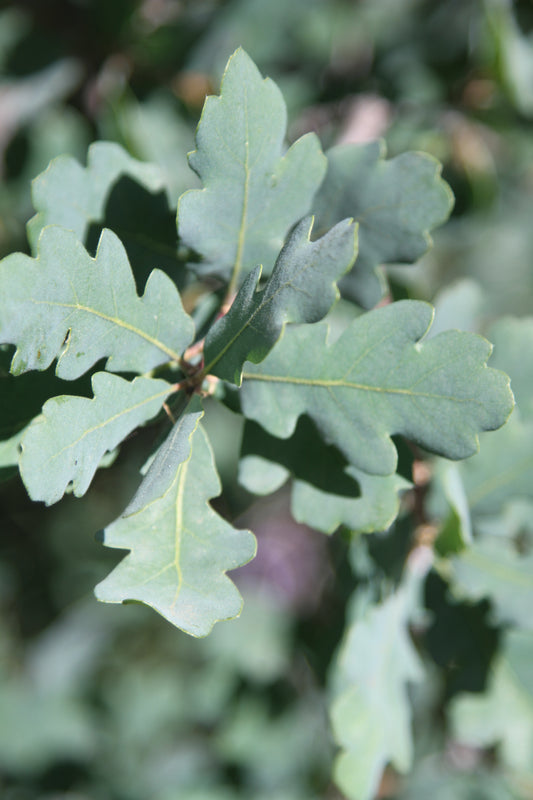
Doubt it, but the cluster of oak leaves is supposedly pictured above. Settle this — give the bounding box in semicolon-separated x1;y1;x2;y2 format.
2;50;530;800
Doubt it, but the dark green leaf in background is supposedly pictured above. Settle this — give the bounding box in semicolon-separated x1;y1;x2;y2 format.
239;415;359;497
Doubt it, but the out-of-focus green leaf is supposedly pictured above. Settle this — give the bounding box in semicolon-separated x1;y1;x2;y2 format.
451;628;533;773
96;406;256;636
431;316;533;537
433;461;472;555
488;316;533;421
0;677;95;773
203;216;357;384
177;49;326;288
19;373;173;505
451;538;533;631
0;226;194;378
0;427;23;481
428;279;485;339
0;59;83;157
215;695;330;792
330;572;425;800
476;499;533;545
187;0;311;77
456;414;533;518
241;301;513;475
449;318;533;520
398;758;520;800
313;141;453;308
115;94;197;204
202;587;292;684
486;0;533;117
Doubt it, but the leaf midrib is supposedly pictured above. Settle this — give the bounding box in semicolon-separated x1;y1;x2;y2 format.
30;298;181;361
47;384;172;464
204;249;325;377
241;371;483;403
227;83;251;297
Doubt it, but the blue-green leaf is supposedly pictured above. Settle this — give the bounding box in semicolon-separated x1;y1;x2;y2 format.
96;408;256;636
203;216;357;384
177;49;327;289
19;373;173;505
241;301;513;475
313;141;453;308
0;226;194;379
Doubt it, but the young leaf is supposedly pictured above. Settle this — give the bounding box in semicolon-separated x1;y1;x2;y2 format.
177;48;327;291
19;373;173;505
203;217;358;384
95;405;256;637
0;226;194;378
27;141;166;249
330;575;424;800
241;301;513;476
313;141;453;308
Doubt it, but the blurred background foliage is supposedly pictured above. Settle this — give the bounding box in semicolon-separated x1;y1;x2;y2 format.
1;0;533;798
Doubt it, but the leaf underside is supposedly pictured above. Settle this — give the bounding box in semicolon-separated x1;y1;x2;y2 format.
0;226;194;379
240;300;513;476
96;406;256;637
177;48;327;286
